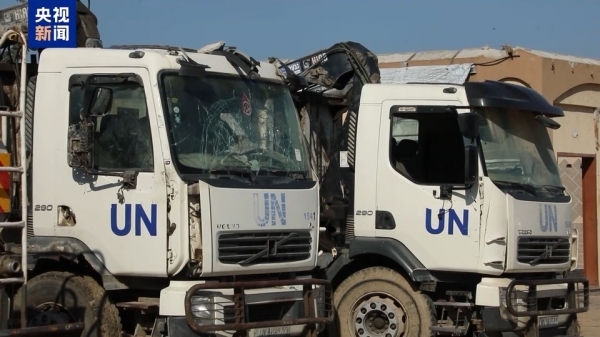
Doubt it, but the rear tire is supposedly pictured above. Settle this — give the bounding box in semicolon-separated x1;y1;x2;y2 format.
13;271;121;337
334;266;435;337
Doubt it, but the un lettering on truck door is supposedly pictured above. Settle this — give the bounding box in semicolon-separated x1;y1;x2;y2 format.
375;103;480;272
110;203;158;236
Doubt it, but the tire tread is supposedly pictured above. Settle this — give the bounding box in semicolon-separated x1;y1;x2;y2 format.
13;271;121;337
333;266;436;337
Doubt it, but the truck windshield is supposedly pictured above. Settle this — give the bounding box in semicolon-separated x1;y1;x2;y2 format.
475;107;564;194
160;73;310;176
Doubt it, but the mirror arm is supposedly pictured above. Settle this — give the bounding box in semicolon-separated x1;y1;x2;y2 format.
121;171;139;190
435;185;453;201
450;183;475;191
80;169;138;189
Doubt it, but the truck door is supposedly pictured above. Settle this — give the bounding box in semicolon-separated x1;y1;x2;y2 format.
375;101;481;272
57;68;168;277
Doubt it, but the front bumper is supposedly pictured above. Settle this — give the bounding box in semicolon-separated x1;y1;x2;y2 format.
476;276;589;334
184;278;333;336
504;277;589;318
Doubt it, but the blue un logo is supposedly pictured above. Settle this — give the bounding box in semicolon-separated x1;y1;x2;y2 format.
28;0;77;49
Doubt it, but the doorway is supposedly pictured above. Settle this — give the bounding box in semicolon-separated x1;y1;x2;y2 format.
558;153;598;286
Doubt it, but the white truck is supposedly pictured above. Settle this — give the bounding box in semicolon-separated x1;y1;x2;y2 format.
0;2;332;337
275;42;590;336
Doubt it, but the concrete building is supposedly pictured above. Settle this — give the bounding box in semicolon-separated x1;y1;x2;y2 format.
377;46;600;286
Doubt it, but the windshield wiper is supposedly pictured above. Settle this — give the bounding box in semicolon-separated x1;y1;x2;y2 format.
539;185;568;199
208;168;255;183
542;185;566;192
493;180;537;195
256;168;307;180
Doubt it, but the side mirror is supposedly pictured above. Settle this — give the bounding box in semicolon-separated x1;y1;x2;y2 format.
67;121;94;169
458;112;479;139
85;87;113;117
464;144;479;186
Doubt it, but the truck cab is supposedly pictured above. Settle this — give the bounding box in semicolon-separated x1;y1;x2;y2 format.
0;41;331;337
339;81;587;336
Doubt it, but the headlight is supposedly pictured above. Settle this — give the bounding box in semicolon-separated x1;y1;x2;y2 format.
499;288;507;307
190;296;214;320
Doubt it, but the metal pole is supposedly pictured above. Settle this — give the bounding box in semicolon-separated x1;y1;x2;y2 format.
17;31;28;329
1;119;6;150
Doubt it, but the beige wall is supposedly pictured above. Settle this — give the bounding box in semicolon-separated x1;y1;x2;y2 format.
553;105;597;155
551;83;600;280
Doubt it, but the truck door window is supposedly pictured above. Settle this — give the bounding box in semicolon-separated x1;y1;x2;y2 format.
390;113;465;185
68;80;154;172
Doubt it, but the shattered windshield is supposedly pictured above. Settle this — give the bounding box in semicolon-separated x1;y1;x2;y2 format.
475;107;564;196
160;73;310;176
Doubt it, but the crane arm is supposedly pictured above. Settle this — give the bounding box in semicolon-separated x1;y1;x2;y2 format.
277;41;381;113
271;42;382;224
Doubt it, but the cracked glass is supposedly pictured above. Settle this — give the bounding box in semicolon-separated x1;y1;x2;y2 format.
160;73;310;176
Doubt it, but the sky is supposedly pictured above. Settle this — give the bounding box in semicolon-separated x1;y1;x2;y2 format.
3;0;599;61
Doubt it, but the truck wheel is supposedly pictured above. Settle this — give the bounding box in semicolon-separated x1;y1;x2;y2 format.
13;271;121;337
334;267;435;337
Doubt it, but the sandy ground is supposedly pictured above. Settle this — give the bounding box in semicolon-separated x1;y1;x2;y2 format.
578;290;600;337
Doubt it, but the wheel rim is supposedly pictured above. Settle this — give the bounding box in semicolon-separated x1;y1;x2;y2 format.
351;292;407;337
28;302;75;327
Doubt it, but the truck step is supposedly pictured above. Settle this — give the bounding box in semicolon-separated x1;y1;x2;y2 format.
0;277;23;284
446;290;473;298
0;221;25;229
0;166;23;173
116;301;159;311
0;109;22;118
433;301;474;308
429;325;468;335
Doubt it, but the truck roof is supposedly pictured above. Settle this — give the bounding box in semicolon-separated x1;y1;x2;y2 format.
361;81;564;116
37;46;283;81
360;82;465;104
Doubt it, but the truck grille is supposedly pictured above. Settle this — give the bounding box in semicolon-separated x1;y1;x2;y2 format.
517;236;570;265
218;231;312;265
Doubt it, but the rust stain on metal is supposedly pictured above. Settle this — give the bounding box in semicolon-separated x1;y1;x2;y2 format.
193;248;202;261
184;278;334;334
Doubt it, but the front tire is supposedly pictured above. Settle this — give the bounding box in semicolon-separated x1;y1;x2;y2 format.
334;267;435;337
13;271;121;337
